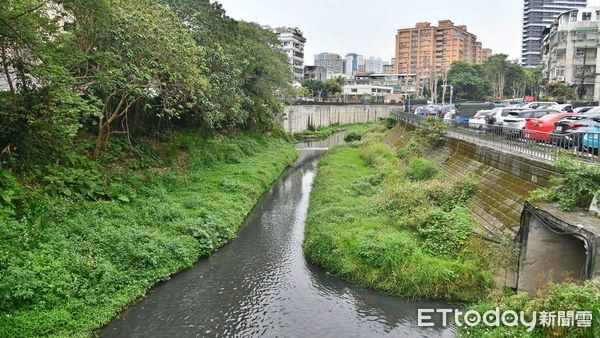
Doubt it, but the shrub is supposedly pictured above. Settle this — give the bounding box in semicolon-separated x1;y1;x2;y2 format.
404;158;438;181
396;142;421;160
417;207;474;257
415;116;447;148
462;282;600;337
382;115;398;129
344;131;362;142
0;167;22;217
530;156;600;211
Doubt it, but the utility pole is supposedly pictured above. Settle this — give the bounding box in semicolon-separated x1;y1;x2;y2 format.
578;45;588;100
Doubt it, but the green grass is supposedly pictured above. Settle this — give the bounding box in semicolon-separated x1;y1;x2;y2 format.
295;123;372;139
303;143;492;302
0;133;297;337
461;282;600;337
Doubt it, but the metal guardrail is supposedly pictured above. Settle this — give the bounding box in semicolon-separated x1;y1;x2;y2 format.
397;113;600;163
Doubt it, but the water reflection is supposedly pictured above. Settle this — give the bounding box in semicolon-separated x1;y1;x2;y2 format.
101;133;456;337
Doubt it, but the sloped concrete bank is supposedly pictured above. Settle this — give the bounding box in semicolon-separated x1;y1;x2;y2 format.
387;122;561;238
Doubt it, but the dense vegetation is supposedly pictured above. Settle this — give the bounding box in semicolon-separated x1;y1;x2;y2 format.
530;155;600;212
0;0;299;336
294;123;372;140
462;282;600;337
443;56;577;102
1;0;293;167
303;123;496;301
0;134;296;336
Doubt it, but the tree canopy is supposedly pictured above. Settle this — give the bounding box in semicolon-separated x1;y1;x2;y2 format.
445;55;544;102
0;0;293;163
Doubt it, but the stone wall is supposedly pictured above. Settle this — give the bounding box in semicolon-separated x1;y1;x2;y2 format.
282;104;398;133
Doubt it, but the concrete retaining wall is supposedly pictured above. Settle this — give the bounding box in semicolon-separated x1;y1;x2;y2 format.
282;105;398;133
389;122;562;238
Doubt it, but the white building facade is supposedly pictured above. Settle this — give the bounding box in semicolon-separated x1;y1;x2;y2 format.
273;27;306;84
541;6;600;101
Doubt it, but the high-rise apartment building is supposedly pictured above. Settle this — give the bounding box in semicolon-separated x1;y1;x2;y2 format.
394;20;491;78
272;27;307;83
522;0;587;67
314;52;344;74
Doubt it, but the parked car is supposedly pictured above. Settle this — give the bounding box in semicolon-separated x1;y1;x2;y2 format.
517;102;558;110
573;106;597;114
469;110;491;129
551;112;600;149
583;124;600;155
414;106;433;116
523;112;577;142
503;109;559;134
546;104;574;112
485;107;531;127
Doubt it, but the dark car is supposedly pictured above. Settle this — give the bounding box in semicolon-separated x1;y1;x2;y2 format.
551;111;600;149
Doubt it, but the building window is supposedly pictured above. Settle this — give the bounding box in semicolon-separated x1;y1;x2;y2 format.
555;67;565;78
582;12;592;21
570;11;578;22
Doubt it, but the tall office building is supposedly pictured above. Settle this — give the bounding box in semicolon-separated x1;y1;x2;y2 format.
314;52;344;74
344;53;364;75
364;56;384;73
522;0;587;67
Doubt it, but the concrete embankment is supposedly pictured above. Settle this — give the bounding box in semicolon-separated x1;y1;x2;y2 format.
387;122;561;238
282;104;397;133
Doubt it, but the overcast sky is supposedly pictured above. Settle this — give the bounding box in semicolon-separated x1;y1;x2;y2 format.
218;0;600;65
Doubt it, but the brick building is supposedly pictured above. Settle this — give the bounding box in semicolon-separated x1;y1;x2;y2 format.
394;20;491;77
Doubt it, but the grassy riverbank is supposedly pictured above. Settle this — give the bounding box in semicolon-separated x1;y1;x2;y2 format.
0;133;296;337
303;125;494;302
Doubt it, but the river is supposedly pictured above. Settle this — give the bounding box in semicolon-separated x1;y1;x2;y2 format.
101;133;456;337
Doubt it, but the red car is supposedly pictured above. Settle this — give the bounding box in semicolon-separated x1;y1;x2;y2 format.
524;112;578;142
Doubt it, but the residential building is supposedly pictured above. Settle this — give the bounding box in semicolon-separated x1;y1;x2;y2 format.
541;6;600;100
346;73;417;98
342;84;393;101
314;52;344;74
303;65;327;82
382;64;395;74
272;26;307;83
394;20;491;79
522;0;587;67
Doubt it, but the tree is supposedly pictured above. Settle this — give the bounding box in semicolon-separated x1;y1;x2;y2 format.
237;22;293;127
484;54;510;100
297;86;311;99
545;82;576;101
59;0;205;159
447;61;489;100
301;80;325;99
323;78;343;98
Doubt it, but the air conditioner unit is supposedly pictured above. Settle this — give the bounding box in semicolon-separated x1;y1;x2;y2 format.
557;76;565;81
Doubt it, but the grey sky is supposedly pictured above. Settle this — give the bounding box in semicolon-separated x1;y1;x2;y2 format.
218;0;600;65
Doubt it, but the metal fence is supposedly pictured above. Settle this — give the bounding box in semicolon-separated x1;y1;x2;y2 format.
397;113;600;163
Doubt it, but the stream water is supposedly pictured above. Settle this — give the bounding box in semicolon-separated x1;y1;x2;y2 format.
101;133;456;337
